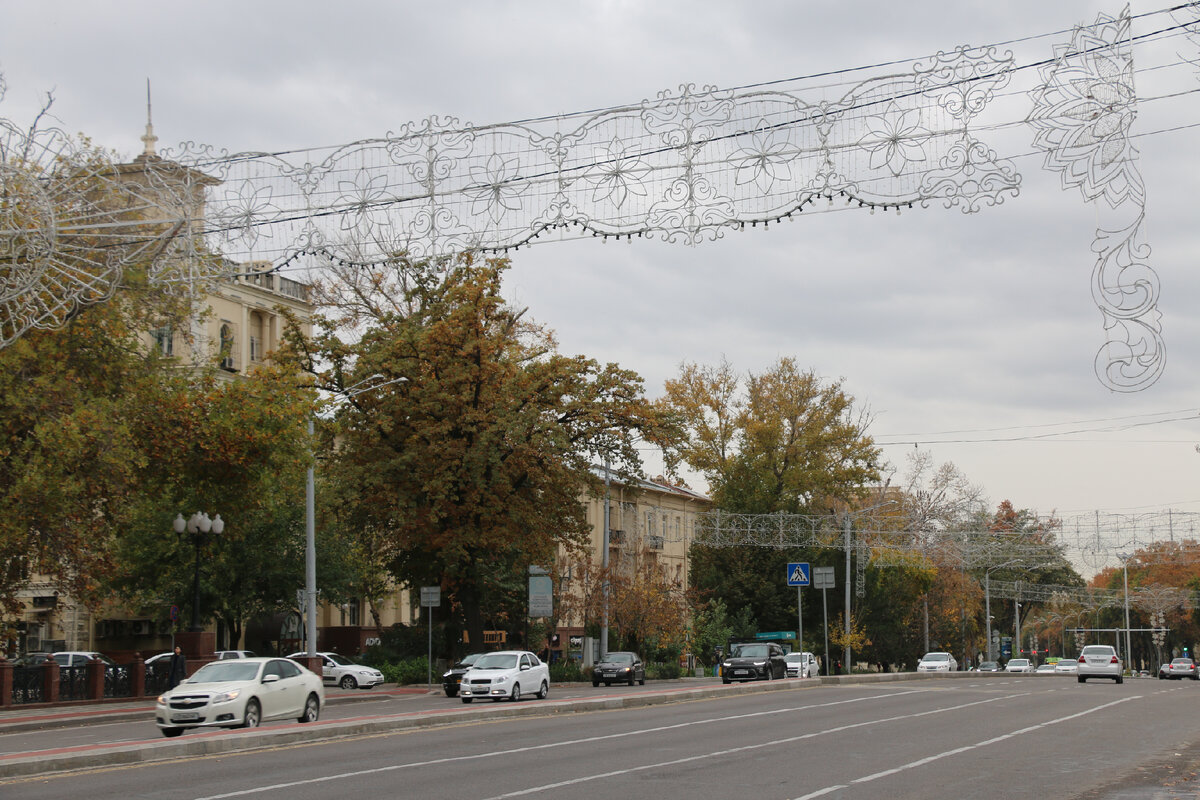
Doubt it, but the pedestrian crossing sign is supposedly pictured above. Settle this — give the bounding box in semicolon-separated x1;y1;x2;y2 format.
786;562;810;586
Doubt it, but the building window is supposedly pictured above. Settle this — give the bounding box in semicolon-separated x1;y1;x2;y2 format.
219;323;236;371
150;325;173;356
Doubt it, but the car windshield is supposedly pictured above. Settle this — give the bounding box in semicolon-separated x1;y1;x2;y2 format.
731;644;769;658
922;653;950;661
325;654;356;666
980;662;998;669
1009;659;1029;666
188;661;262;683
784;653;803;662
605;653;634;664
456;654;481;667
473;653;519;670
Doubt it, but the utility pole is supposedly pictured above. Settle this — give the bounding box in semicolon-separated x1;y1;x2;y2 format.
843;514;852;674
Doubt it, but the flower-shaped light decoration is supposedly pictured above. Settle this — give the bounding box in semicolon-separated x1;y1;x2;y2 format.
337;169;393;235
588;136;650;209
220;182;275;251
859;103;929;177
732;119;793;193
467;153;526;223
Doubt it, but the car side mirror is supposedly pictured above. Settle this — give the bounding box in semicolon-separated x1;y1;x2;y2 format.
262;674;279;684
520;664;530;671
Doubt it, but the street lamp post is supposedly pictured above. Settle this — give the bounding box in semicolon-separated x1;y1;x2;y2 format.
173;512;225;632
1118;553;1132;670
842;499;896;674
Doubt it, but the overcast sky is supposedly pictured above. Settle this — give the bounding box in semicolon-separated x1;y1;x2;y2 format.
5;1;1200;527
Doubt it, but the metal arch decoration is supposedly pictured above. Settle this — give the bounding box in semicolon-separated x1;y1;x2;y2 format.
1027;6;1163;392
149;44;1020;268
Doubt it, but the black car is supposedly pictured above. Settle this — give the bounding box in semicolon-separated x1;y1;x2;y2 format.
721;642;787;683
442;653;484;697
592;652;646;687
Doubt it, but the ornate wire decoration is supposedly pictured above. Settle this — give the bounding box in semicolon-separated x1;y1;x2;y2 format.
146;45;1020;268
1027;7;1163;392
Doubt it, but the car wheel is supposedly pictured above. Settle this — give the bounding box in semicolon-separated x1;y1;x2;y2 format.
1116;675;1123;684
340;675;358;690
462;697;473;704
299;693;320;723
242;698;262;728
445;688;458;697
161;727;183;738
537;680;548;700
592;680;599;687
1078;676;1086;683
628;672;635;686
722;678;731;685
639;675;645;686
605;681;611;687
510;684;521;702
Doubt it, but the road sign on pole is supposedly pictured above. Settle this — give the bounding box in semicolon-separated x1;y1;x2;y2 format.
786;563;810;586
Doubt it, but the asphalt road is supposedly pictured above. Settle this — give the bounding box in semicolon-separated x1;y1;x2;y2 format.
3;675;1199;800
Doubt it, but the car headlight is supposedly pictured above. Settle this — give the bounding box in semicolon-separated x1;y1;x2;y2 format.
156;695;168;705
492;675;508;684
722;661;732;668
211;690;241;704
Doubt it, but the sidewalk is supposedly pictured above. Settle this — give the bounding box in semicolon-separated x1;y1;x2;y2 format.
0;683;432;734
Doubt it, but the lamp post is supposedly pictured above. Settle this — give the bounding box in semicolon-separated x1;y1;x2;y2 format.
173;512;224;632
304;374;408;660
842;498;896;674
1117;552;1132;670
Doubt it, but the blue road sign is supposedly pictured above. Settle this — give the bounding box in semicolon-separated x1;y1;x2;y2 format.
786;562;810;586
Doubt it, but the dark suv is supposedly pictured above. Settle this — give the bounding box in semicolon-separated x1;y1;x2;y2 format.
592;652;645;686
721;642;787;683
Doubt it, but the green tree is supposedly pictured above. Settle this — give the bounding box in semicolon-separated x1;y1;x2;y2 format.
294;254;673;653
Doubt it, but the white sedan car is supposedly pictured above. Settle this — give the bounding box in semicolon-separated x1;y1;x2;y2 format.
459;650;550;703
917;652;958;672
155;657;323;737
286;652;384;690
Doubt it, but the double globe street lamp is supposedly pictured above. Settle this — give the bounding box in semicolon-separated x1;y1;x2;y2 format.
173;511;225;632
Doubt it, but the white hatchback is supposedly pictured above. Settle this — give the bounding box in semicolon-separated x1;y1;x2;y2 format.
458;650;550;703
155;657;324;737
287;652;384;690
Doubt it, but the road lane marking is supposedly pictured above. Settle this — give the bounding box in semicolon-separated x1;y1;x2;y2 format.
791;695;1138;800
191;688;955;799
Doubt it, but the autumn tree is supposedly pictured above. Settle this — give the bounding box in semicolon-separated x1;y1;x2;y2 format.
293;254;673;653
662;357;881;647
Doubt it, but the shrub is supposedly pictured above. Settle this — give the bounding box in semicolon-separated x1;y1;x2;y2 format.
549;659;584;683
377;656;432;685
647;661;681;680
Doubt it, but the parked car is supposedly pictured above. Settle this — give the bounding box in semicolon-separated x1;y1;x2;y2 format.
442;653;484;697
214;650;256;660
784;651;820;678
917;652;958;673
458;650;550;703
144;652;174;667
286;651;384;689
1005;658;1033;673
155;656;323;737
11;653;52;667
1077;644;1122;683
1164;657;1198;680
592;651;646;686
52;651;118;667
977;661;1001;672
720;642;787;683
1053;659;1078;674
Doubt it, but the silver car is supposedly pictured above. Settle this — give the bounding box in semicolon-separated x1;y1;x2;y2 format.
1077;644;1123;684
286;651;384;689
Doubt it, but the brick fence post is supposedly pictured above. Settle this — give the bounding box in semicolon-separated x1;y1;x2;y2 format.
43;657;59;704
131;653;146;698
87;657;105;700
0;658;11;707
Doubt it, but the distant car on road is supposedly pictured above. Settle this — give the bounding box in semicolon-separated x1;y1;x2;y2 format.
1005;658;1033;673
1035;663;1056;674
592;651;646;686
286;651;384;690
1158;663;1171;679
977;661;1001;672
459;650;549;703
1053;659;1078;674
721;642;787;683
1164;658;1198;680
1077;644;1122;684
442;653;484;697
917;652;958;673
784;651;820;678
155;656;323;737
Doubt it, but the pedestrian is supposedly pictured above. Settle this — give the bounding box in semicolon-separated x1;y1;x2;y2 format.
168;645;187;689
